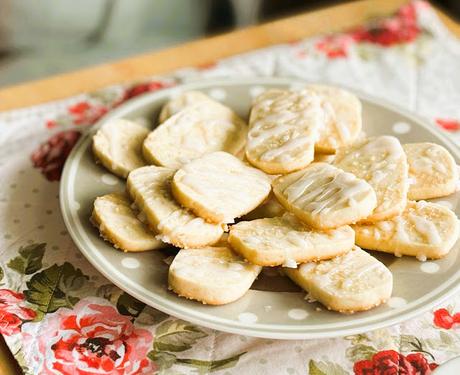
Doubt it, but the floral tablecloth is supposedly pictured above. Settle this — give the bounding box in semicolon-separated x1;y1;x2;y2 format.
1;2;460;374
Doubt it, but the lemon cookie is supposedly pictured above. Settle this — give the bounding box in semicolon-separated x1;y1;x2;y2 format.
228;213;355;267
158;91;213;123
143;101;247;168
91;192;164;252
285;247;393;313
168;246;262;305
404;143;458;200
172;152;271;223
272;163;377;229
309;84;362;154
240;194;285;221
92;119;148;178
354;201;459;259
127;166;224;248
313;153;335;163
334;136;408;222
246;89;322;174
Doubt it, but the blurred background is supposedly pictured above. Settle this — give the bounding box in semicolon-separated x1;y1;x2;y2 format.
0;0;458;87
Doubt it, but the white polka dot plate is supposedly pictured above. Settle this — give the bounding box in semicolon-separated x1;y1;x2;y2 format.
60;77;460;339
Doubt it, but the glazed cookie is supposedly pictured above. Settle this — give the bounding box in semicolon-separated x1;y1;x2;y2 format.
240;194;285;221
246;89;322;174
143;100;247;168
158;91;213;123
92;119;148;178
168;246;262;305
91;192;164;252
404;142;458;200
272;163;377;229
309;84;362;154
172;152;271;223
127;166;224;248
285;247;393;313
228;213;355;267
334;136;408;222
354;201;460;260
313;153;335;164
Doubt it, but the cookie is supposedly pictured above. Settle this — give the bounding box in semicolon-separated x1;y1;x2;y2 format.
158;91;212;123
309;84;362;154
127;166;224;248
272;162;377;229
228;213;355;267
245;89;322;174
334;136;408;222
285;247;393;313
354;201;460;260
168;246;262;305
91;192;164;252
404;142;458;200
172;152;271;223
143;100;247;168
92;119;148;178
240;194;285;221
313;153;335;163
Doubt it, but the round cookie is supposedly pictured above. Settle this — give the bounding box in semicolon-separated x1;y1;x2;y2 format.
158;91;213;123
168;246;262;305
272;162;377;229
353;201;460;260
172;152;271;224
334;136;409;222
127;166;224;249
228;213;355;267
285;247;393;313
92;119;148;178
143;101;247;168
91;192;164;252
404;142;458;200
245;89;322;174
309;84;362;154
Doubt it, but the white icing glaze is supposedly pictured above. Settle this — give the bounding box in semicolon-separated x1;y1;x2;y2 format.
127;166;223;248
408;213;442;245
173;152;271;223
282;164;373;216
246;89;322;168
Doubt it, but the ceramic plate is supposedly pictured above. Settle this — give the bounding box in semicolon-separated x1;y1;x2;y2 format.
60;77;460;339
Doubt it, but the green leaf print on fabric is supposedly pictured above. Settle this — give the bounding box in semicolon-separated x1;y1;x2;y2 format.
0;266;3;282
308;360;348;375
116;291;146;318
149;350;246;374
7;243;46;275
149;319;245;373
148;351;178;372
175;352;246;374
154;320;208;352
346;344;378;363
24;262;89;318
398;334;436;361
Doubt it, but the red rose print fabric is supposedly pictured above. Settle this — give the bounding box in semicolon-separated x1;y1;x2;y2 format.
31;130;82;181
354;350;438;375
22;298;155;375
0;289;36;336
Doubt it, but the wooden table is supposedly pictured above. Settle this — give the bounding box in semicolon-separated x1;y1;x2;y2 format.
0;0;458;373
0;0;459;112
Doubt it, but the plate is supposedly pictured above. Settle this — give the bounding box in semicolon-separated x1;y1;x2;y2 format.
60;77;460;339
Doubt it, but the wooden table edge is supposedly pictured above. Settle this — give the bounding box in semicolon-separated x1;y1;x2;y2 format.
2;0;452;111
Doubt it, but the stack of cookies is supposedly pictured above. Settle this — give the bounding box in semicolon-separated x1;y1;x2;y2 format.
90;86;460;314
